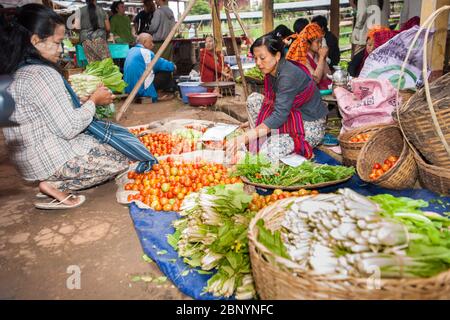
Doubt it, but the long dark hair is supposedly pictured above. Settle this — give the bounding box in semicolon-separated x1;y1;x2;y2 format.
0;4;64;74
87;0;99;31
250;33;285;58
111;1;123;16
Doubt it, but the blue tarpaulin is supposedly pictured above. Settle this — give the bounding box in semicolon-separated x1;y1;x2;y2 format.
128;149;450;300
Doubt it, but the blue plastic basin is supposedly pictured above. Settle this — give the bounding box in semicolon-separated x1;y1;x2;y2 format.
178;82;207;104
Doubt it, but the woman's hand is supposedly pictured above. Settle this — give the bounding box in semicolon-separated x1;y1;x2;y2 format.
90;85;115;105
239;121;249;129
318;46;329;60
225;134;247;160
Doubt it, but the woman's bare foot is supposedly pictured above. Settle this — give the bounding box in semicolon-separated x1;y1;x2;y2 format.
38;181;81;206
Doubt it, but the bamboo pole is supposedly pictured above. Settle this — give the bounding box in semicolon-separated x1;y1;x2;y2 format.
224;3;249;99
232;7;253;44
115;0;197;121
211;0;223;53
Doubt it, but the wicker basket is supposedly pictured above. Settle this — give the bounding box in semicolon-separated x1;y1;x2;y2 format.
398;73;450;167
413;150;450;195
395;7;450;168
248;198;450;300
398;89;415;106
356;125;418;189
338;124;386;167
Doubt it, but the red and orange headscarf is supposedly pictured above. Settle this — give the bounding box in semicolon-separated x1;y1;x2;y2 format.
286;23;324;64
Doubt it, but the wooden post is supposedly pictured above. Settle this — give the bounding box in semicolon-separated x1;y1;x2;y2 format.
225;2;249;99
211;0;223;53
330;0;340;39
421;0;450;80
262;0;274;34
115;0;197;121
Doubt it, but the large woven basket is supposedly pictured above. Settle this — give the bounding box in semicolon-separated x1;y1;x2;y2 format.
356;125;418;189
248;197;450;300
396;6;450;167
398;73;450;167
338;124;386;167
413;149;450;195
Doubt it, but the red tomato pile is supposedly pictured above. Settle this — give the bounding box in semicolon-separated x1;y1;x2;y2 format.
129;127;146;136
349;133;370;143
138;132;199;157
124;158;242;211
369;155;399;180
249;189;319;211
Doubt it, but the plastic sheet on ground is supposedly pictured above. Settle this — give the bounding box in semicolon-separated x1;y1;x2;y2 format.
126;149;449;300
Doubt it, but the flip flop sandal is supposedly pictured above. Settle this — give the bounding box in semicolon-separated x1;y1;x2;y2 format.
36;192;52;199
34;194;86;210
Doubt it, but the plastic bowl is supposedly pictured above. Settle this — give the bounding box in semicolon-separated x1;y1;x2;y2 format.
178;82;208;104
186;92;218;107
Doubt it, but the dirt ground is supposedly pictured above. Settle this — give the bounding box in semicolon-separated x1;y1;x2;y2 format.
0;96;243;300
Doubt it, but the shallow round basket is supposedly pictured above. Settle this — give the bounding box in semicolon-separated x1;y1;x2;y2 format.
356;125;418;190
240;175;352;191
413;149;450;195
338;124;387;167
186;92;218;107
248;197;450;300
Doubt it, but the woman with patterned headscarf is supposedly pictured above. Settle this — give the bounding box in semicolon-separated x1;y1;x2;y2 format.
286;23;332;90
348;17;420;77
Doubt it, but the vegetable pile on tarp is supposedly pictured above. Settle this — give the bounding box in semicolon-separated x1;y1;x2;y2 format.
168;183;256;299
259;188;450;279
84;58;127;93
231;153;355;186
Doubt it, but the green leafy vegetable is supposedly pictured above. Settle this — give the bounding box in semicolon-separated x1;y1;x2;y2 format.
256;219;289;259
84;58;127;93
231;153;355;186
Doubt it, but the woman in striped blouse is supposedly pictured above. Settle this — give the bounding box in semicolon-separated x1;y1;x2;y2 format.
1;4;129;209
226;33;328;162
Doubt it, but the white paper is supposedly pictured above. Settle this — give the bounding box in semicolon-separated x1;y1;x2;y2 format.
280;153;307;167
201;124;239;142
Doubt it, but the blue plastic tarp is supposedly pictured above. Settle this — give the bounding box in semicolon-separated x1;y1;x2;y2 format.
128;149;450;300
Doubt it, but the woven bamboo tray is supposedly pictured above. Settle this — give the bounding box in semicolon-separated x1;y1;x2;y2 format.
338;124;387;167
395;7;450;168
248;197;450;300
413;149;450;195
357;125;418;189
240;175;352;191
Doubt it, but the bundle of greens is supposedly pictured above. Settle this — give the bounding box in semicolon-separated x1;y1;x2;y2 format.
168;183;257;299
230;153;355;187
259;189;450;279
84;58;127;93
236;66;264;83
95;103;115;119
69;74;102;97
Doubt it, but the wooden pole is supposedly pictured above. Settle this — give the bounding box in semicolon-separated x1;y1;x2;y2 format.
232;7;253;44
262;0;274;34
211;0;223;53
420;0;450;80
225;2;249;99
115;0;197;121
330;0;340;39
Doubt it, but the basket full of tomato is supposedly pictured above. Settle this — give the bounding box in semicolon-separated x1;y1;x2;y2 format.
356;125;418;190
338;124;386;167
